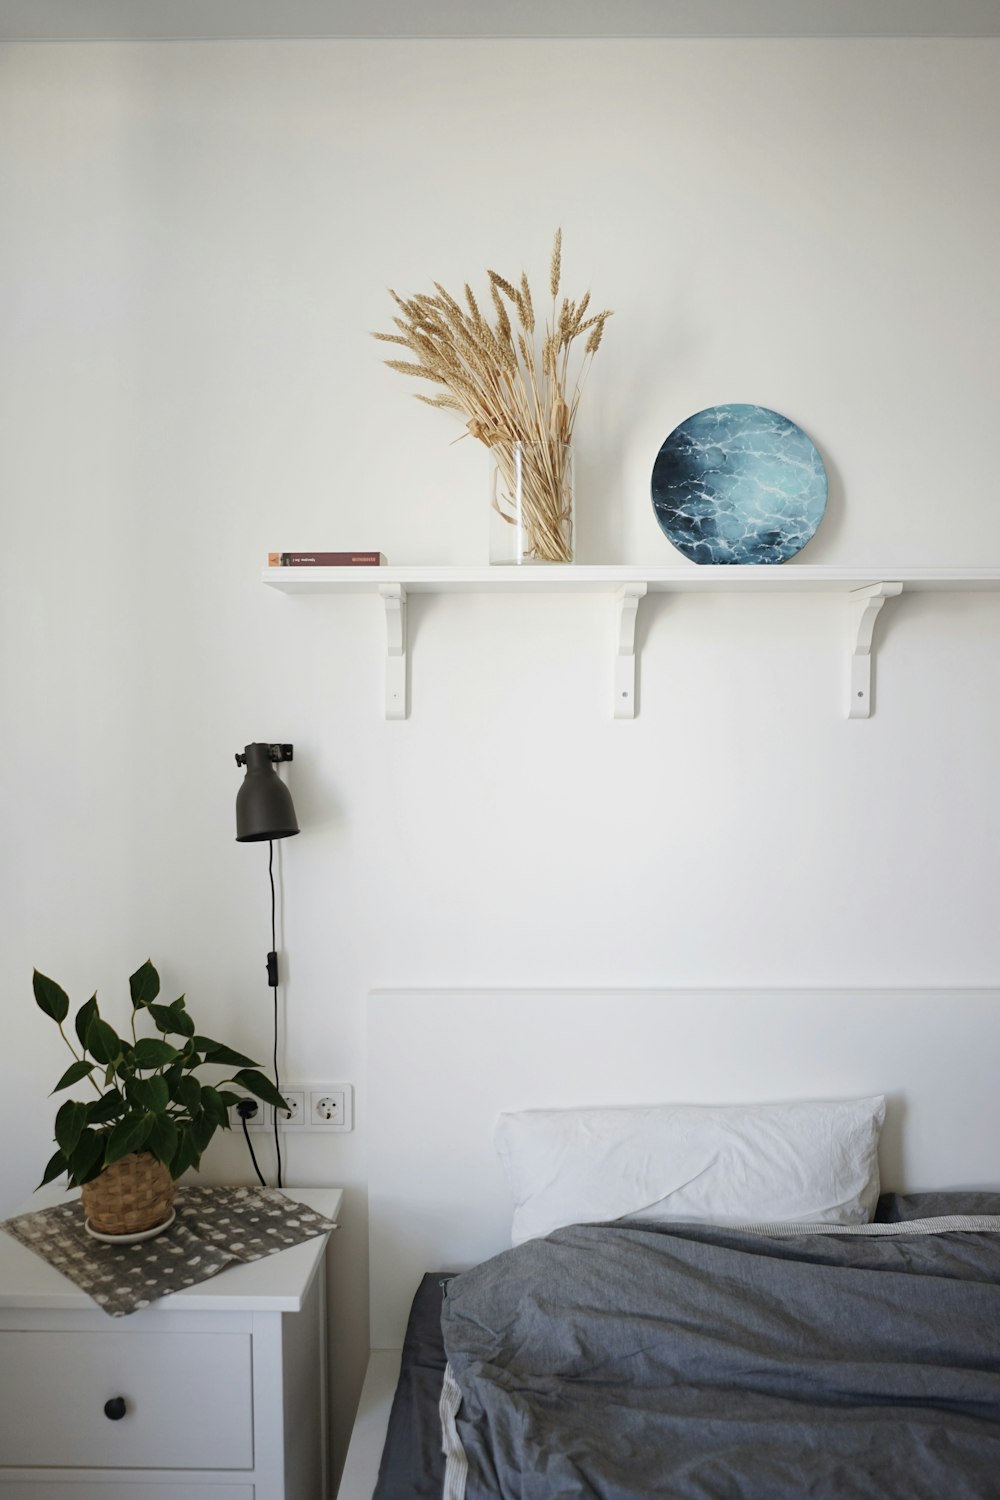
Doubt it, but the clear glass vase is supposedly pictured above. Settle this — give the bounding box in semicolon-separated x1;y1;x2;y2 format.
489;441;574;564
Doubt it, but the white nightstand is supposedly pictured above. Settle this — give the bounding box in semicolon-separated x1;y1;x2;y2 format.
0;1185;342;1500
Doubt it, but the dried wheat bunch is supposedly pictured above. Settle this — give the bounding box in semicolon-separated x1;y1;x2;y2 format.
373;232;612;561
373;230;611;451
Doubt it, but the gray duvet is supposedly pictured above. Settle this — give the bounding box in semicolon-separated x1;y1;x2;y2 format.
440;1197;1000;1499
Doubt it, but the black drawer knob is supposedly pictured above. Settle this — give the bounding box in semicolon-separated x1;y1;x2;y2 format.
104;1396;127;1421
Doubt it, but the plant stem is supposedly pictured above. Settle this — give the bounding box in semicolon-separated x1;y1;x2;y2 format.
57;1022;103;1096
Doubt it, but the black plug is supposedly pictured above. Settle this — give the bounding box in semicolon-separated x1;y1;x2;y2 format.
235;1096;267;1188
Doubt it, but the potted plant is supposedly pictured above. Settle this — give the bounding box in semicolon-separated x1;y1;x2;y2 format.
33;959;288;1237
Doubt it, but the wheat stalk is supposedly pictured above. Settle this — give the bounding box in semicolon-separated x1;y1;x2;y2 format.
373;232;612;561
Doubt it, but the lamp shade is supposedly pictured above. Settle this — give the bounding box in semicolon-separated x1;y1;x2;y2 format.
235;743;300;842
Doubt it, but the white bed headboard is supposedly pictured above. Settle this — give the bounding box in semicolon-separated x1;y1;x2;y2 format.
366;988;1000;1348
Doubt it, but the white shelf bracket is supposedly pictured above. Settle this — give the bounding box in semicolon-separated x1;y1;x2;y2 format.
848;581;902;719
614;583;647;719
379;583;407;720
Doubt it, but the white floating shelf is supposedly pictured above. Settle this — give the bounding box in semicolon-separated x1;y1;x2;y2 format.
262;564;1000;719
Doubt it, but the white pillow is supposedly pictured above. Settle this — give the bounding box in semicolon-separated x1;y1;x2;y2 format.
494;1097;886;1247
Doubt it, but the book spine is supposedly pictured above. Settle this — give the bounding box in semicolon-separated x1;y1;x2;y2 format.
268;552;387;567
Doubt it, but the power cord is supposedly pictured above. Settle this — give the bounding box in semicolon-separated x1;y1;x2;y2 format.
268;839;284;1190
236;841;286;1190
238;1099;266;1187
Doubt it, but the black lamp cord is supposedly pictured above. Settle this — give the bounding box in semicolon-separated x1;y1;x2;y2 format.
269;839;284;1190
240;1110;266;1187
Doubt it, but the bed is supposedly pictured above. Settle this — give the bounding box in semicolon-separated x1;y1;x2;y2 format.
339;988;1000;1500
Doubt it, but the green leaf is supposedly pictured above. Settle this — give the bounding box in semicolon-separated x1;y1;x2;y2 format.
217;1090;240;1130
145;1075;170;1111
51;1060;96;1094
230;1069;289;1114
163;1061;185;1094
127;1074;170;1112
167;1000;195;1038
147;1003;196;1039
170;1124;200;1179
55;1098;88;1156
105;1111;155;1165
147;1113;179;1167
129;959;160;1008
192;1112;218;1153
86;1016;122;1066
176;1076;202;1115
33;970;69;1024
200;1085;227;1125
37;1148;68;1189
195;1039;260;1069
131;1037;180;1070
86;1091;126;1124
66;1129;106;1187
75;1158;107;1188
74;995;98;1050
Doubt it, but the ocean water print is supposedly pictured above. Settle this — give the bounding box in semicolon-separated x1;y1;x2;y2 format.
651;404;828;564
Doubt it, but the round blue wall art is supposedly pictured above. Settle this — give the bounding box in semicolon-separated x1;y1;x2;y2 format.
651;404;828;564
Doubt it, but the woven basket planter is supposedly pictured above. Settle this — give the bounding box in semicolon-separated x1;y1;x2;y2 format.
81;1152;175;1236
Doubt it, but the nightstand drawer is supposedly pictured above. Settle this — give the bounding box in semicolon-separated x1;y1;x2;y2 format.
0;1330;253;1469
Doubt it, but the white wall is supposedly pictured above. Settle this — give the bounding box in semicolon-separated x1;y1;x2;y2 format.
2;36;999;1479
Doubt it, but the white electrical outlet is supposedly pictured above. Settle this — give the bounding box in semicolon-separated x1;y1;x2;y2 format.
311;1091;342;1125
308;1084;353;1132
275;1088;305;1128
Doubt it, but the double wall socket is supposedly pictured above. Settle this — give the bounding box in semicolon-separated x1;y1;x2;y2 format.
230;1083;353;1133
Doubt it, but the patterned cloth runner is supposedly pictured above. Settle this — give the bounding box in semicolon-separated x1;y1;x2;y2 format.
1;1185;337;1317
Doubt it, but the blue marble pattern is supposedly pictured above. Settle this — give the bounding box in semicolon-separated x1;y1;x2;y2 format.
651;404;828;565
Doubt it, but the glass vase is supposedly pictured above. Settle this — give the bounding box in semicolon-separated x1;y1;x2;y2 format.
489;441;574;564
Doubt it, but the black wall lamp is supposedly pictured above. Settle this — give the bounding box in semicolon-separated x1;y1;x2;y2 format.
235;743;300;843
234;741;299;1189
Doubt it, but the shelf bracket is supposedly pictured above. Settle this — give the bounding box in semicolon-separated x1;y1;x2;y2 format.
848;581;902;719
614;583;647;719
380;583;407;720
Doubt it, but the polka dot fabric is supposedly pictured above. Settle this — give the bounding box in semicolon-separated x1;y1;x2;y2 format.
1;1186;336;1316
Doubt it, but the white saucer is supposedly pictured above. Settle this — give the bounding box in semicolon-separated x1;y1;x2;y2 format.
84;1207;176;1244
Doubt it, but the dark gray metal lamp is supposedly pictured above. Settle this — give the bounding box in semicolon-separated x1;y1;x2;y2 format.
234;741;299;1190
234;743;300;843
